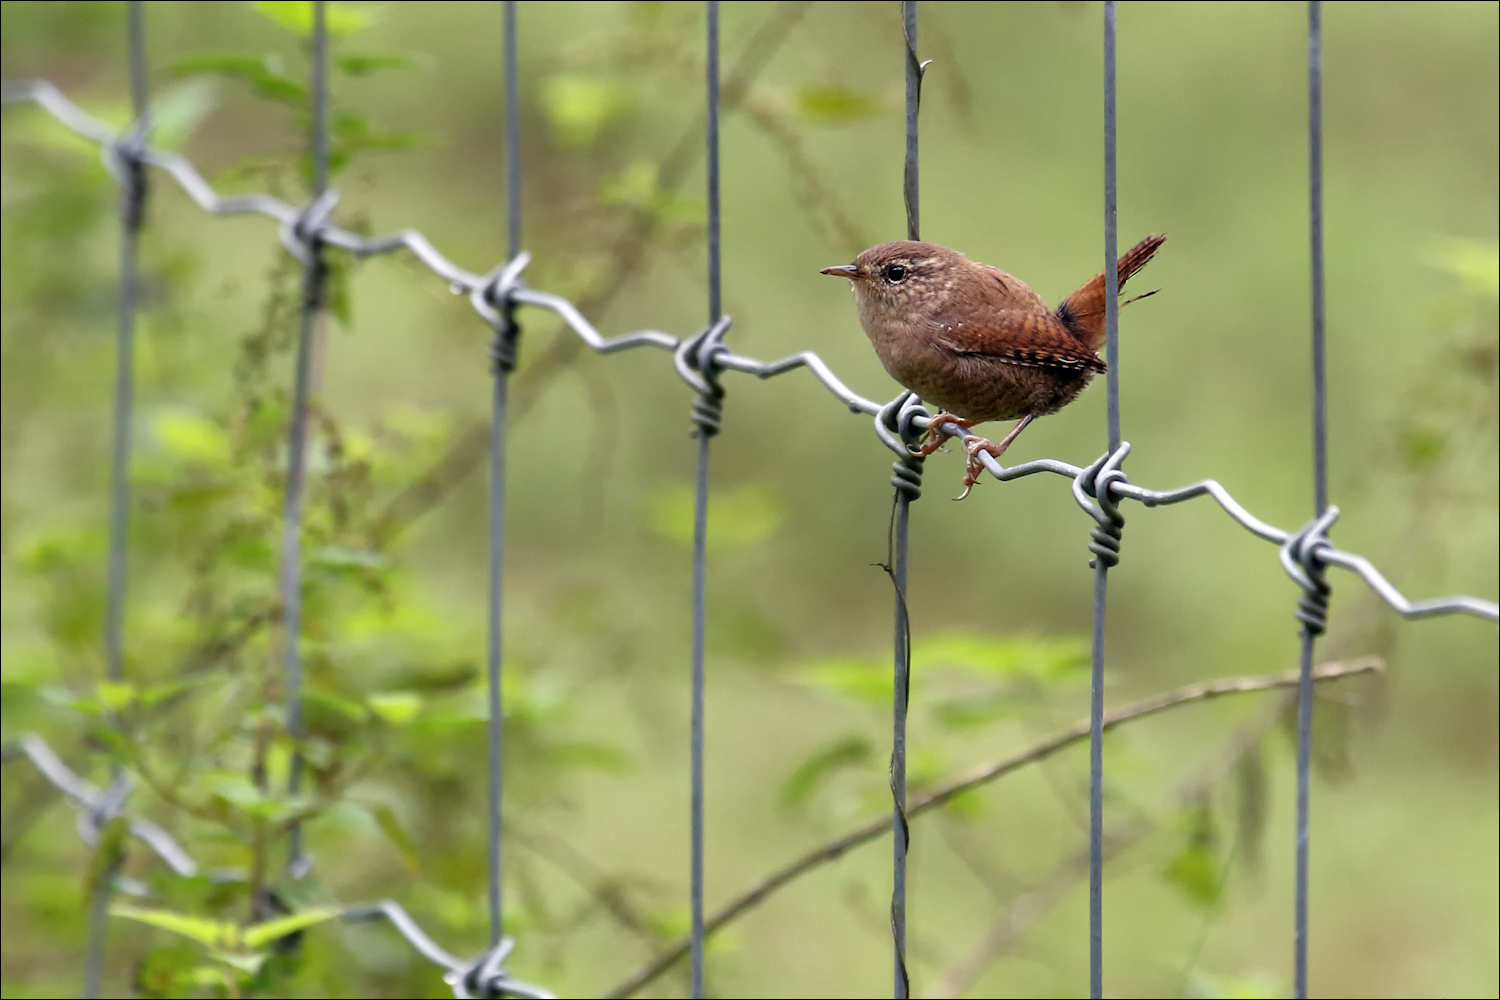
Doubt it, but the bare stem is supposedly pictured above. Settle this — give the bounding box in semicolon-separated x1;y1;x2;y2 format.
603;658;1382;999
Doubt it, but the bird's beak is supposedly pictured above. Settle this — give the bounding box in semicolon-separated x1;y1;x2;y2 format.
820;264;859;278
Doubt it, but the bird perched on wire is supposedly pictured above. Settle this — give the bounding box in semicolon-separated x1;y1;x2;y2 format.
821;235;1166;498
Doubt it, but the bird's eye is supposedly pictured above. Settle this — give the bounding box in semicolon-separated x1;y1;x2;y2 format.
886;265;909;283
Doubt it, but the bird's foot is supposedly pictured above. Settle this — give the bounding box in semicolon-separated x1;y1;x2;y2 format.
953;436;1008;500
952;413;1036;501
908;413;974;458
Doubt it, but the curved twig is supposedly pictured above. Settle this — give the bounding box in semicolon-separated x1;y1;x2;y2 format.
604;658;1383;998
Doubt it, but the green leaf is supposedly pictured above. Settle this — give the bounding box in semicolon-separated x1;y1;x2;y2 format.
368;803;420;873
111;904;236;949
1185;970;1285;999
541;74;626;148
1163;798;1221;909
309;545;387;570
148;78;222;150
154;411;232;467
241;905;342;948
916;633;1089;681
649;483;784;552
212;951;266;976
251;1;373;37
167;53;273;79
800;656;888;703
96;680;136;711
781;735;871;809
367;690;422;725
1428;237;1500;297
932;691;1018;730
797;86;880;124
202;771;272;813
337;52;423;77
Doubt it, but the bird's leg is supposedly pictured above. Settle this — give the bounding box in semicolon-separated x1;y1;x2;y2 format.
908;413;975;458
954;413;1036;501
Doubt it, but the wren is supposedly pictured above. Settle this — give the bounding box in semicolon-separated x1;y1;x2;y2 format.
822;235;1166;498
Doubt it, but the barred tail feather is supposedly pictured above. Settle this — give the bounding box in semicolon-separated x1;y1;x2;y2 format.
1055;233;1167;352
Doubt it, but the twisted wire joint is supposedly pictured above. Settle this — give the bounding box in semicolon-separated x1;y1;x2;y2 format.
1280;505;1339;635
1073;442;1131;568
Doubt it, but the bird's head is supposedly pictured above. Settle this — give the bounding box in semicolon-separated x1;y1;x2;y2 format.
820;240;967;319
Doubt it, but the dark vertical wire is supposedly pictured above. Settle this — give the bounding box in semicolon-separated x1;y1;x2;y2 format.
893;3;919;997
486;0;520;950
283;0;329;875
1090;4;1118;998
85;5;149;997
1296;4;1324;997
688;5;720;997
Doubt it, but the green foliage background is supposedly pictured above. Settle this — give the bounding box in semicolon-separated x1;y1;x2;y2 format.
1;2;1496;997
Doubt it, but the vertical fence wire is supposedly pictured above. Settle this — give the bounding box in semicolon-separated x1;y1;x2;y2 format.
486;0;521;950
1089;4;1120;997
84;4;149;996
1296;4;1326;996
688;4;722;996
891;4;921;997
282;0;330;877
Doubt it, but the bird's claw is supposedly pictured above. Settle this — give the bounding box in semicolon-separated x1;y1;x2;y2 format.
952;434;1007;501
908;413;972;458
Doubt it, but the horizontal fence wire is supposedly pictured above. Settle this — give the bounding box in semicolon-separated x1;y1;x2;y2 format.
1;4;1497;996
1;81;1486;623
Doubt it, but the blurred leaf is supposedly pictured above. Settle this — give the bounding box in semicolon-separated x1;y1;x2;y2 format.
367;803;420;873
309;545;386;570
154;411;232;467
800;656;888;703
96;680;136;711
1163;798;1221;909
552;741;630;773
1185;970;1285;999
541;73;627;148
241;906;342;948
167;52;307;107
932;691;1019;730
367;690;422;725
251;1;373;37
148;78;222;150
781;734;871;809
915;633;1088;681
650;483;784;552
111;904;235;948
797;86;880;124
337;51;423;76
1428;237;1500;297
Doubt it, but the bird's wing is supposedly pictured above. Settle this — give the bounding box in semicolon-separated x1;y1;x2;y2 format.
970;263;1053;313
930;309;1106;373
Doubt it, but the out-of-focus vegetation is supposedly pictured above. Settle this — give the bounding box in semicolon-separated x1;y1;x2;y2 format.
1;2;1495;997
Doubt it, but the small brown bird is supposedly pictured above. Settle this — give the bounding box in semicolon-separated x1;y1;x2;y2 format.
821;235;1166;498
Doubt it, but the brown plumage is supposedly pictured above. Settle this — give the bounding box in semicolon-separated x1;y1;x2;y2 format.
821;234;1165;497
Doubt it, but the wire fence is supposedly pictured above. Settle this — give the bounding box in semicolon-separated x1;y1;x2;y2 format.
2;2;1496;998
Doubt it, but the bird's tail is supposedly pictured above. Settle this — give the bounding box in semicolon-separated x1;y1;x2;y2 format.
1056;233;1167;352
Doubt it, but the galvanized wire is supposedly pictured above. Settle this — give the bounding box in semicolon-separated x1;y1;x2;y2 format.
486;0;522;955
86;3;149;994
1088;5;1120;996
687;6;723;995
1295;4;1326;995
4;6;1499;994
891;5;925;996
281;0;330;882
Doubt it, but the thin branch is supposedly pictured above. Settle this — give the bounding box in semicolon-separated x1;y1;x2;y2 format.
603;658;1383;998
